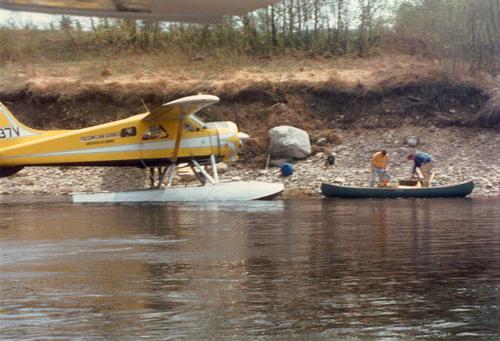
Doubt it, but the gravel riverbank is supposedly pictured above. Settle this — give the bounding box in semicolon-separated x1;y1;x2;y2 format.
1;126;498;199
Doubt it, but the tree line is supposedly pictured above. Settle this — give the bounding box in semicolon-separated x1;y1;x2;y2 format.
0;0;499;75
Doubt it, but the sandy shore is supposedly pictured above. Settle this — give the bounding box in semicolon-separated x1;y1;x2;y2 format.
1;126;498;199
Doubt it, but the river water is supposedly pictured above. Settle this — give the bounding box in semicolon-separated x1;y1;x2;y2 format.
0;198;498;340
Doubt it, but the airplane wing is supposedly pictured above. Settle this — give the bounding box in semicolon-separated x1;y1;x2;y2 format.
0;0;279;23
143;94;219;122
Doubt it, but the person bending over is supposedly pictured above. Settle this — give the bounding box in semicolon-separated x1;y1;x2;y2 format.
408;151;435;187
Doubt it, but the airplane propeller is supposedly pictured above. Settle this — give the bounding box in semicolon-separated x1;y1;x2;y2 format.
238;132;250;145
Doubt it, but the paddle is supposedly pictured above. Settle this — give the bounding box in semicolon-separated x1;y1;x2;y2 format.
428;170;436;187
414;167;425;187
415;167;424;179
415;167;435;187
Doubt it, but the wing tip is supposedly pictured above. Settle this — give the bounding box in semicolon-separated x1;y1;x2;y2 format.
144;94;220;121
165;94;220;106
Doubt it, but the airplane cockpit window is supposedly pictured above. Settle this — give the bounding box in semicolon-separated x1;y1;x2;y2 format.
142;125;168;140
121;127;137;137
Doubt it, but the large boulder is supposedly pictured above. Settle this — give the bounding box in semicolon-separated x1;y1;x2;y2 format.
268;125;312;160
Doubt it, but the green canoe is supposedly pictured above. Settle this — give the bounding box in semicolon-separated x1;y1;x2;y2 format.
321;181;474;199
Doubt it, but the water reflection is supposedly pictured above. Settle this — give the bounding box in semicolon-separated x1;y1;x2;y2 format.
0;199;498;339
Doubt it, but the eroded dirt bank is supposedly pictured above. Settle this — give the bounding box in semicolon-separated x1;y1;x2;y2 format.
0;68;498;198
0;77;494;134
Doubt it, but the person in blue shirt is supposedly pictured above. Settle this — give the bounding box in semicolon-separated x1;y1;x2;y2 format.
408;151;435;187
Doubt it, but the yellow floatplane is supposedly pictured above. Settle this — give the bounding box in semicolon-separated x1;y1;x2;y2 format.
0;95;283;202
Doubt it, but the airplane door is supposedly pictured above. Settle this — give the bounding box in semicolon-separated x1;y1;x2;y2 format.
180;120;218;160
139;123;170;165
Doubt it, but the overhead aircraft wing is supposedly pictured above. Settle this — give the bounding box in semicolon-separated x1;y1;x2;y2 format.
0;0;279;23
144;94;219;122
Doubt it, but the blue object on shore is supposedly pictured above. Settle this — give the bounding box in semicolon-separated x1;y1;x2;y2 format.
280;163;294;177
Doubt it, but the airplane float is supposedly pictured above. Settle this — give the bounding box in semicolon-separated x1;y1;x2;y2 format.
0;95;284;202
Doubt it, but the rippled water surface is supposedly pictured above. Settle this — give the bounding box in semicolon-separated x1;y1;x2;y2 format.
1;198;499;340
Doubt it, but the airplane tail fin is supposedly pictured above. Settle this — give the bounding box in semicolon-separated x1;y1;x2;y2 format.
0;102;40;142
0;102;37;177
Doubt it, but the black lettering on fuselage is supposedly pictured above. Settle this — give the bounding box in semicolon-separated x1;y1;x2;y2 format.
0;127;21;138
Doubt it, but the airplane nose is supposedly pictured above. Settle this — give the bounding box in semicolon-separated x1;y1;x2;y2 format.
238;132;250;144
218;122;244;161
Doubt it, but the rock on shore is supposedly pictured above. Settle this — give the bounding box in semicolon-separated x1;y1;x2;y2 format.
1;126;498;198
